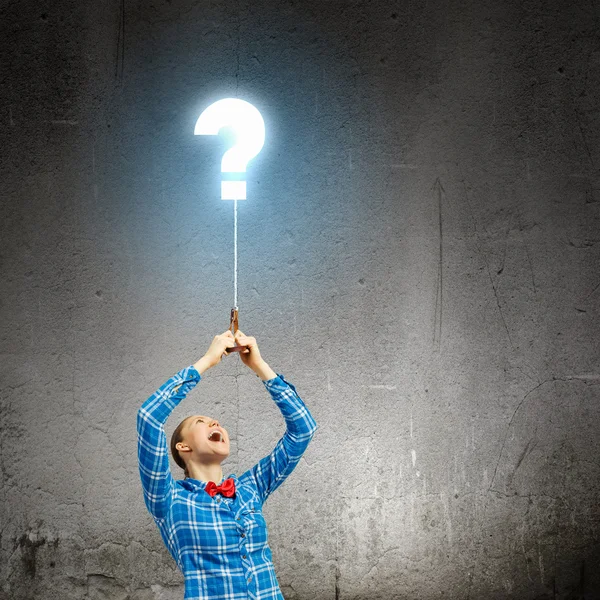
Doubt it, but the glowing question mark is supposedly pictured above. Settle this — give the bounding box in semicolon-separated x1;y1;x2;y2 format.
194;98;265;200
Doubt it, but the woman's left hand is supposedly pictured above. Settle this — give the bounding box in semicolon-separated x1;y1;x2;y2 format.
235;330;264;371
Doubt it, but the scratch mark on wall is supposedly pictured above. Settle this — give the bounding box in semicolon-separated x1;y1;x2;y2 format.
572;101;596;169
506;436;538;489
582;279;600;302
538;548;545;586
431;177;445;352
524;243;537;294
466;571;473;599
115;0;125;81
487;379;553;495
440;491;453;546
457;163;514;349
561;374;600;384
521;538;534;584
453;454;459;496
364;384;396;390
496;211;514;275
514;437;537;473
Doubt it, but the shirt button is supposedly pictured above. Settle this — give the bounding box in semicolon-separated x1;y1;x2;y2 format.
242;554;247;559
236;517;240;520
241;532;246;537
247;576;252;583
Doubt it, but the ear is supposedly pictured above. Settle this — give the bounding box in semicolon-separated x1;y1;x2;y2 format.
176;442;191;453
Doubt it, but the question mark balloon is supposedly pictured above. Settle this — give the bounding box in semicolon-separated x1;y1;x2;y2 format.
195;98;265;200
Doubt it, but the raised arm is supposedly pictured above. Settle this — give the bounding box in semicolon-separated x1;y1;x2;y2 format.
242;370;318;505
137;334;237;519
137;365;202;519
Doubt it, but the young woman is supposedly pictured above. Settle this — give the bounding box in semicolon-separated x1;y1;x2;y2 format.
137;329;318;600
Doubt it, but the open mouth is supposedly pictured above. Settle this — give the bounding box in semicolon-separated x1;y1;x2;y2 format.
208;430;225;443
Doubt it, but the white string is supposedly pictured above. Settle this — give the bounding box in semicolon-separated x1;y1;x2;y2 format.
233;198;238;310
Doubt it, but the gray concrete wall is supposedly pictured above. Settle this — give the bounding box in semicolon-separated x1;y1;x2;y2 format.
1;0;599;598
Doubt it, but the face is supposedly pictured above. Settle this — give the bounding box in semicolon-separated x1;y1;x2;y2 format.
176;415;230;463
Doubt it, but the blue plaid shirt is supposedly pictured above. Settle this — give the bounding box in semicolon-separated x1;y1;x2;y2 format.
137;365;318;600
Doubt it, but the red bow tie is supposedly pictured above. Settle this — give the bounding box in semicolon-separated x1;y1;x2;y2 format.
205;478;236;498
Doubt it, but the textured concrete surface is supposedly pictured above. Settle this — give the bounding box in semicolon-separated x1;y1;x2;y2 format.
1;0;599;598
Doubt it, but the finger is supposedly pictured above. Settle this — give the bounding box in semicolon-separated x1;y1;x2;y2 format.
224;330;234;337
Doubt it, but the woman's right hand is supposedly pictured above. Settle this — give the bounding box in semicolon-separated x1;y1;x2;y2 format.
203;330;237;368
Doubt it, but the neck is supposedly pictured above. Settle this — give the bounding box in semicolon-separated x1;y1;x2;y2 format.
187;462;224;485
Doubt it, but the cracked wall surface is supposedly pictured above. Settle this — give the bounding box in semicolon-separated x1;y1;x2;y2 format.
1;0;599;598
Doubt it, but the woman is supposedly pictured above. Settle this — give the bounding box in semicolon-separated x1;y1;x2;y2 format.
137;329;318;600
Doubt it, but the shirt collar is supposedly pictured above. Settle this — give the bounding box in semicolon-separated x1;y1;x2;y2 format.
177;473;237;492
